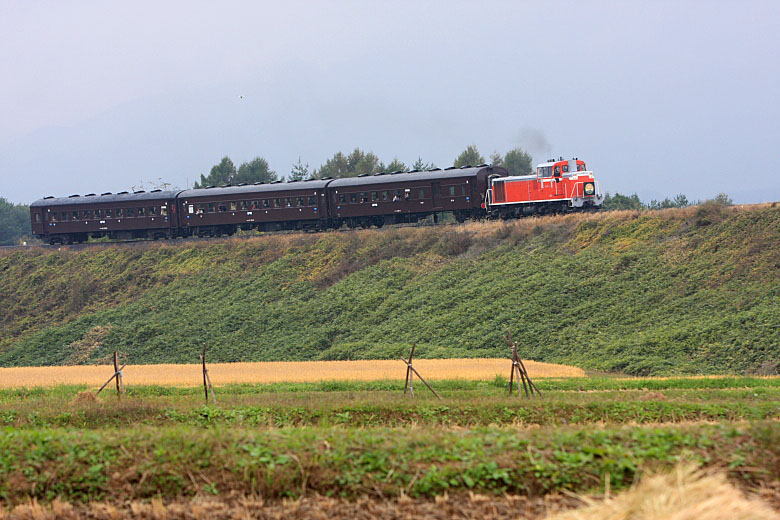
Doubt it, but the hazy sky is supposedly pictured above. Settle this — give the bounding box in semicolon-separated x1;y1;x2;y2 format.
1;1;779;204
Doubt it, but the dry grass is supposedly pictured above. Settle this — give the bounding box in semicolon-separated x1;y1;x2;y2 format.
546;464;779;520
0;494;580;520
0;358;583;388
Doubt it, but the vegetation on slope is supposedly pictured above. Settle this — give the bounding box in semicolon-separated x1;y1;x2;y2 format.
2;202;779;375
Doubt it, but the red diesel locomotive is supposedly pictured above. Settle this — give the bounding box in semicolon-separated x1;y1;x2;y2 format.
486;157;603;217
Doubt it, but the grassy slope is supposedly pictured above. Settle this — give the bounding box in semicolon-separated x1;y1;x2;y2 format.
1;203;779;375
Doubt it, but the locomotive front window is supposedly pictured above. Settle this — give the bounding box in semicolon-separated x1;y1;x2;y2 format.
563;164;569;173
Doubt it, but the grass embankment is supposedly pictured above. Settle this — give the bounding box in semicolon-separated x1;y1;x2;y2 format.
2;203;780;375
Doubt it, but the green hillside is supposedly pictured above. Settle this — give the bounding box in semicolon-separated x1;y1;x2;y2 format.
1;202;779;375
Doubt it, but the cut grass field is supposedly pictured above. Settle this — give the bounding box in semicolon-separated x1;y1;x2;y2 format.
0;358;583;387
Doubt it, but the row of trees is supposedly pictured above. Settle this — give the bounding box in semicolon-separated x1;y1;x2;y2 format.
0;198;31;245
603;192;733;211
195;144;534;187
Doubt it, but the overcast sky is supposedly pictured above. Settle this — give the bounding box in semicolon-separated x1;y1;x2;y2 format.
1;1;779;204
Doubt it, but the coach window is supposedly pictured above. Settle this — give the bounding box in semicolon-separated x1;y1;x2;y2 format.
262;199;269;208
350;193;357;203
125;208;134;218
360;192;367;203
105;209;113;218
297;196;305;206
61;211;68;221
274;198;281;208
50;212;58;222
308;195;316;205
160;207;167;217
137;207;145;217
418;188;424;199
230;201;237;211
240;200;249;210
371;191;378;201
148;206;157;216
35;213;41;223
284;197;292;207
461;186;467;196
381;191;389;201
449;186;456;196
195;204;205;215
251;200;259;209
116;208;124;218
339;194;346;203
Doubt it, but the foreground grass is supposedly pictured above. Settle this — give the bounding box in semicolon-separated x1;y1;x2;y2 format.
1;422;779;504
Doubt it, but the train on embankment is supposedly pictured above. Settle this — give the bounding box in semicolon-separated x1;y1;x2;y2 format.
30;158;603;244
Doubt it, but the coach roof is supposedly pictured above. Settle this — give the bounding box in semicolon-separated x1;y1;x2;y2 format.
30;190;182;207
327;166;498;188
178;180;331;199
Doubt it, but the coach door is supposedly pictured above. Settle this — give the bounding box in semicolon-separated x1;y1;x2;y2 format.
431;182;442;209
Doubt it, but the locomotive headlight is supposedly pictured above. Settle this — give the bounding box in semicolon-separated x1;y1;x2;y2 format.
584;182;595;196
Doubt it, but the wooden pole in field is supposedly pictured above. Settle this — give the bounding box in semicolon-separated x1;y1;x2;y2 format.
96;362;127;396
401;344;441;400
404;343;416;396
503;330;541;398
113;351;124;397
200;345;216;405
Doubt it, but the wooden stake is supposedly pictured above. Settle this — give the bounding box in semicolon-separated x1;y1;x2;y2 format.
96;363;127;395
400;344;441;400
200;345;216;405
403;343;416;396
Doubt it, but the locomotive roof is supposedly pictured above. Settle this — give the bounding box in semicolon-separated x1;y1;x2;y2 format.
328;166;498;188
178;180;331;199
31;190;182;207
